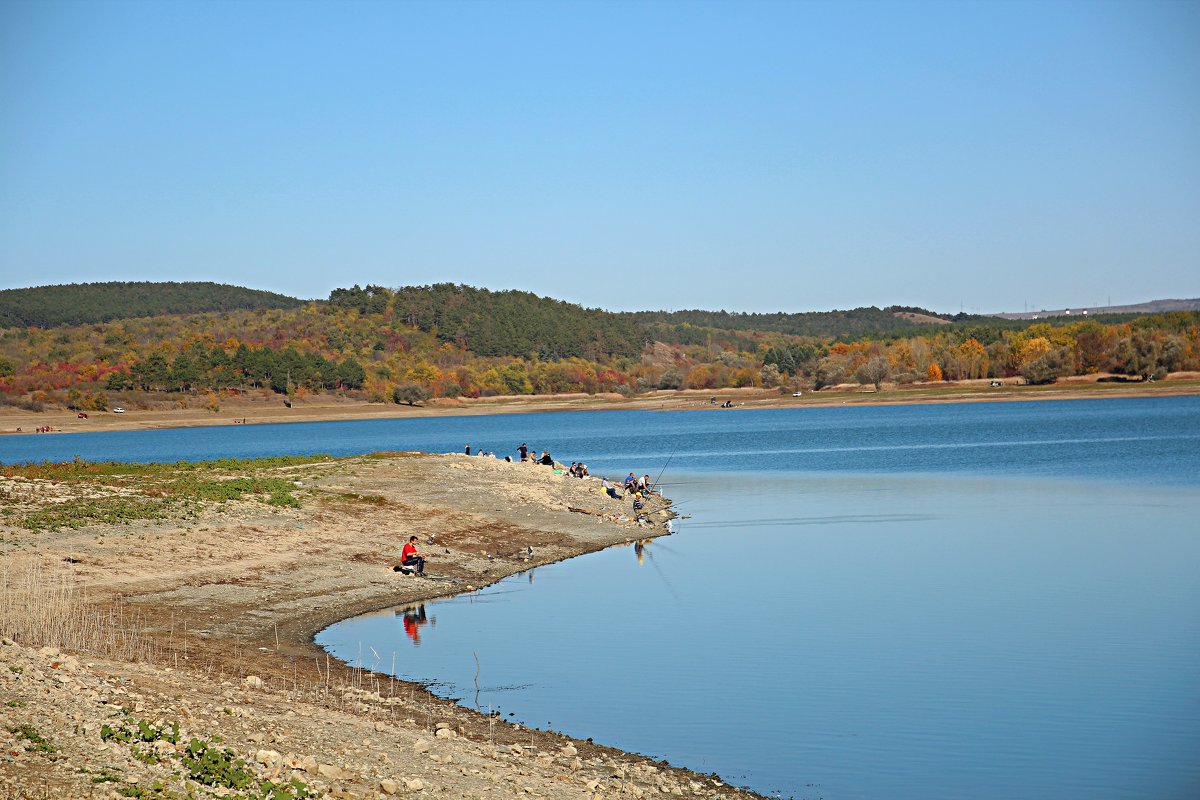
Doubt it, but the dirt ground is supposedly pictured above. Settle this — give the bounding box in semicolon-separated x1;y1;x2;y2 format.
3;373;1199;438
0;454;760;800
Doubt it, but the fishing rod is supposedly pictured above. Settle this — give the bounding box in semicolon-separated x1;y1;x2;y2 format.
654;442;679;487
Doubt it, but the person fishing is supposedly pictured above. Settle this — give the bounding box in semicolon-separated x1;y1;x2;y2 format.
398;535;426;576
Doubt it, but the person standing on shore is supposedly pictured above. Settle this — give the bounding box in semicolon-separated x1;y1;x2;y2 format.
399;535;425;576
518;442;529;462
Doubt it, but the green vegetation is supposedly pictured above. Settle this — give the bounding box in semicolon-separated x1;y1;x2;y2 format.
97;716;312;800
335;283;645;360
180;737;312;798
101;718;181;746
633;305;953;342
0;281;304;328
0;455;326;530
9;723;56;754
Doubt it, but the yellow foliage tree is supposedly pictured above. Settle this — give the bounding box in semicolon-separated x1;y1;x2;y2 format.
1018;337;1052;367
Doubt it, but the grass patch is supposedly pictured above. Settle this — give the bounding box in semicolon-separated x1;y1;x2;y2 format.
10;723;56;754
321;492;391;507
0;454;332;531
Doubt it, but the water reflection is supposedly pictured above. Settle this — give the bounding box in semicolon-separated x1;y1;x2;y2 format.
396;604;432;645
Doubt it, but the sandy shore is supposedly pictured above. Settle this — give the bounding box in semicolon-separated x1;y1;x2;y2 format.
4;374;1199;437
0;453;770;799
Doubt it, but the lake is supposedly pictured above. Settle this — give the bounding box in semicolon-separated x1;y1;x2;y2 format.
5;396;1200;799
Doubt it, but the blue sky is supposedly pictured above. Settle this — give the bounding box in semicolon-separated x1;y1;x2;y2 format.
1;0;1197;314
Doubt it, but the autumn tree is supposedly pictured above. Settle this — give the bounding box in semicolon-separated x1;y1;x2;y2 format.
1020;346;1071;385
393;383;430;406
855;356;890;390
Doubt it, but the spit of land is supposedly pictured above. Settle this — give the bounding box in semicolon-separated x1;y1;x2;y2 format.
0;453;758;800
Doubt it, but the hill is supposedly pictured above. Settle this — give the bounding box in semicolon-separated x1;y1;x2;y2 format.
331;283;644;360
0;281;306;327
993;298;1200;320
0;282;1197;408
630;305;954;343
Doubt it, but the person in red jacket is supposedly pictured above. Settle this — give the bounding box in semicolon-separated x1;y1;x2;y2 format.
399;535;425;576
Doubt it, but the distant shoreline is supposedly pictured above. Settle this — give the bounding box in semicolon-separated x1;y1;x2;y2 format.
3;374;1198;438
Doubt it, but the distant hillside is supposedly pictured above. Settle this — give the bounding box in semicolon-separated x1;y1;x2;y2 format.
0;281;306;327
1;281;1197;405
331;283;645;360
993;298;1200;320
631;306;953;342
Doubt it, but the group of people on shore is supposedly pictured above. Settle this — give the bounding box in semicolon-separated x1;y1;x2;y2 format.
463;442;557;465
402;440;656;576
600;472;655;501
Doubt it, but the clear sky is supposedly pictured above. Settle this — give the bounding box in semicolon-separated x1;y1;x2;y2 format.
1;0;1197;314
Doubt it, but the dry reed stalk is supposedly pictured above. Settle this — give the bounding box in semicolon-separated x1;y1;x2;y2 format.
0;561;158;663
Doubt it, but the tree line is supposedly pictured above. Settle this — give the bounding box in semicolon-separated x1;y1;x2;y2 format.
103;342;365;394
1;283;1197;412
0;281;304;328
331;283;645;360
761;314;1199;387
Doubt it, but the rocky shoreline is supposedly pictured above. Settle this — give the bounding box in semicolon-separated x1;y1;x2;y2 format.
0;453;768;800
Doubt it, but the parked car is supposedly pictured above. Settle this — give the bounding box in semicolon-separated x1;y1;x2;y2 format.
112;407;125;413
77;412;88;419
792;391;803;397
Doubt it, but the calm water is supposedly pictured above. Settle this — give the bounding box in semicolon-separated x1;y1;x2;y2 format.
5;397;1200;798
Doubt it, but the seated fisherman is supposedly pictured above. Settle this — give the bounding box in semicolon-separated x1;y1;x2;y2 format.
399;535;426;576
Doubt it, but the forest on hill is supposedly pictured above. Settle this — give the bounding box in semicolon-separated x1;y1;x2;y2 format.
1;281;1198;412
0;281;305;328
330;284;644;360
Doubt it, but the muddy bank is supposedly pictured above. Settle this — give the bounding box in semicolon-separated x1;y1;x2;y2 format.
0;453;767;799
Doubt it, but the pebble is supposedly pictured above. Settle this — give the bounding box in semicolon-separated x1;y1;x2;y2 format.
317;763;349;779
413;739;432;753
256;749;282;765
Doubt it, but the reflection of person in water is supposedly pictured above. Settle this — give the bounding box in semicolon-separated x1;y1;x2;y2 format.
634;539;647;565
401;605;428;643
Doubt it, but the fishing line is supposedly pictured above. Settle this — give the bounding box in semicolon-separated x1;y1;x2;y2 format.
654;442;679;487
